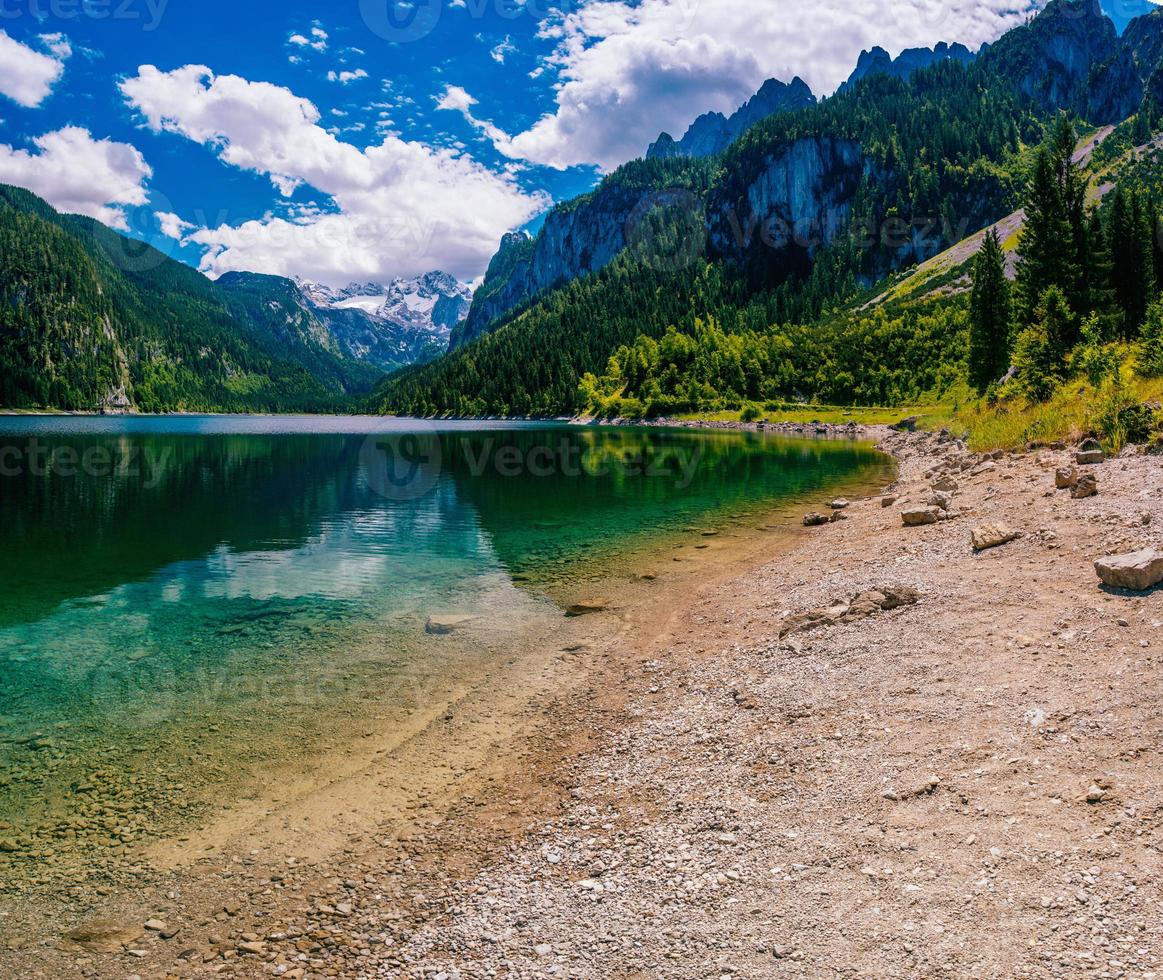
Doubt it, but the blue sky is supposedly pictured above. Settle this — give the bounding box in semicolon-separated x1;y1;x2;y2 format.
0;0;1152;286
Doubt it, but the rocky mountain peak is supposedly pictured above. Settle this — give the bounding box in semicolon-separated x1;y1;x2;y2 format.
646;75;816;160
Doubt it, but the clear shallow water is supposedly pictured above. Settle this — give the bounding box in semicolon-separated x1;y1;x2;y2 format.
0;416;890;874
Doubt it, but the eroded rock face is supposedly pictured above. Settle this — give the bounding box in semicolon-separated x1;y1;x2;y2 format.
707;137;875;261
1095;549;1163;591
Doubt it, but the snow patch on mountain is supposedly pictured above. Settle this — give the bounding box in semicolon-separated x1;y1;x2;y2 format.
295;272;473;342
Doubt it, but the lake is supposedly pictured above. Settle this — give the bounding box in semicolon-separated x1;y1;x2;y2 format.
0;416;891;881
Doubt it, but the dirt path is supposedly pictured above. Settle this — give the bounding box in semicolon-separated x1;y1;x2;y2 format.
7;430;1161;979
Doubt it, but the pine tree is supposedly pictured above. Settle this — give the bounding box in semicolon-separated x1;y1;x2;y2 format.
1140;302;1163;378
968;228;1012;392
1013;286;1072;402
1108;188;1155;338
1015;150;1074;330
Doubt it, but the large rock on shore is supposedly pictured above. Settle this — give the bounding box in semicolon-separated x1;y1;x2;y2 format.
1094;550;1163;591
971;524;1021;552
902;506;942;527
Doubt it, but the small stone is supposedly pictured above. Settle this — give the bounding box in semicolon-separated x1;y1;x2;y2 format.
881;495;898;508
237;940;265;955
1055;467;1078;490
1076;447;1105;466
535;944;553;956
802;513;829;527
913;776;940;796
930;491;955;511
143;920;167;933
932;476;959;493
1086;785;1106;804
1071;472;1098;499
830;499;850;510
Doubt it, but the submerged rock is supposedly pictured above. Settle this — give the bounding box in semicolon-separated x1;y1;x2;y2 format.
1094;549;1163;591
425;615;477;636
566;599;610;617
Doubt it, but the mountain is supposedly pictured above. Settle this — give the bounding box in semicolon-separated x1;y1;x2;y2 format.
293;272;472;368
646;77;816;160
0;184;469;411
840;42;975;91
1123;7;1163;101
454;158;714;348
375;0;1163;418
0;183;394;413
979;0;1141;124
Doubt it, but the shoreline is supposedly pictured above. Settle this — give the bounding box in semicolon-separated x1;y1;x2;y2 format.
6;427;1161;977
0;431;894;975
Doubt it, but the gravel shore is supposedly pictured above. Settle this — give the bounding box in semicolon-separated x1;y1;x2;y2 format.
8;428;1162;979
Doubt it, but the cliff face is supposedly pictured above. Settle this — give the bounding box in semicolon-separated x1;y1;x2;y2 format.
981;0;1141;123
707;137;877;264
646;77;816;161
455;184;646;348
1123;8;1163;100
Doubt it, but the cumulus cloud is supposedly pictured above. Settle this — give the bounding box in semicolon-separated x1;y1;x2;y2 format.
288;26;328;52
327;68;368;84
485;0;1044;171
0;127;152;229
156;210;195;241
119;65;550;285
0;29;71;108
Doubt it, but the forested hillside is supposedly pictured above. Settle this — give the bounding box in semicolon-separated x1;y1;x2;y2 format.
0;186;381;412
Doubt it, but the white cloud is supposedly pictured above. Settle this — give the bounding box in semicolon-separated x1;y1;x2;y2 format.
483;0;1044;171
0;29;71;108
156;210;194;241
437;84;518;151
327;68;368;84
490;35;517;64
288;25;328;52
119;65;549;285
0;127;152;229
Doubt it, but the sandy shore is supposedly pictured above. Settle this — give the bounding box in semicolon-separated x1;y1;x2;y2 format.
5;428;1162;979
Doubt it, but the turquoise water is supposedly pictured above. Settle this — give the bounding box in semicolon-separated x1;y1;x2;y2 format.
0;417;889;874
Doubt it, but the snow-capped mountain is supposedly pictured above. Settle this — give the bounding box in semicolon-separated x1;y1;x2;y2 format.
296;272;473;344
